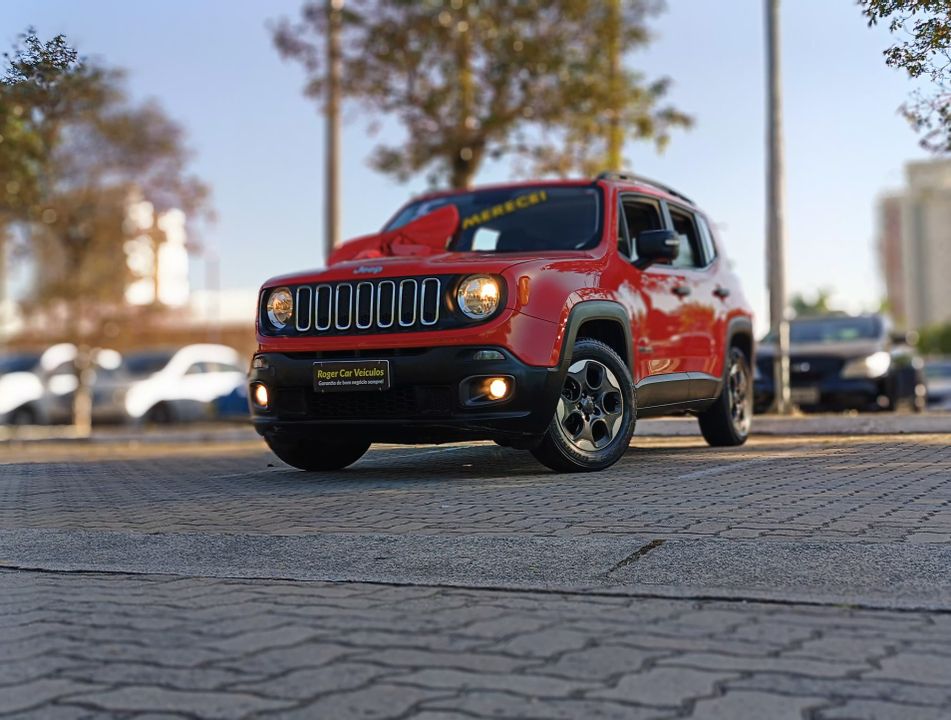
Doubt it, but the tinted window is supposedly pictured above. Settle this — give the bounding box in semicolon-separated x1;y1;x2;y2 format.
765;317;884;344
621;198;663;260
0;354;40;374
385;186;601;253
125;352;175;376
668;207;703;269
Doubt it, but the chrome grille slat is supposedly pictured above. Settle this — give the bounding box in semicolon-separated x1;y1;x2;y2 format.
355;282;374;329
315;285;333;331
295;287;313;332
398;279;418;327
300;277;443;335
334;284;353;330
420;277;440;326
377;280;396;329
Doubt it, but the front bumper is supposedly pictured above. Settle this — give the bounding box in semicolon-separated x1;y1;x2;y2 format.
249;346;564;445
754;376;886;413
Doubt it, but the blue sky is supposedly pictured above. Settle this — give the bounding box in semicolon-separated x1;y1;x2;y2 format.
1;0;929;329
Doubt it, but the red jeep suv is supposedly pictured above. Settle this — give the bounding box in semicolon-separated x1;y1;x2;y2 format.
250;173;754;472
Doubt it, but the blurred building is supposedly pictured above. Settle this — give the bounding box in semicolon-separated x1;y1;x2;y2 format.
877;158;951;330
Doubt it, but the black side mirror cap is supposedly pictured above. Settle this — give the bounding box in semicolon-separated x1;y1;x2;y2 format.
634;229;679;269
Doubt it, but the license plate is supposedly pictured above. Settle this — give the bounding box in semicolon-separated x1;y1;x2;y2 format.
313;360;390;393
790;386;820;405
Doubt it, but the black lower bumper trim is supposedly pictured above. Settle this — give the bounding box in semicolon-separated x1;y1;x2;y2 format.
249;346;563;443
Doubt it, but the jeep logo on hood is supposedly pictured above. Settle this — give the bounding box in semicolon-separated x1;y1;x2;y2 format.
354;265;383;275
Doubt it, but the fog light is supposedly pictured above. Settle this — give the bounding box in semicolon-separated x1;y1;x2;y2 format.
487;377;510;400
252;383;269;408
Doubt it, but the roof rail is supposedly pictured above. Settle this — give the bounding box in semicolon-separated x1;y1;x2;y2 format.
595;171;695;206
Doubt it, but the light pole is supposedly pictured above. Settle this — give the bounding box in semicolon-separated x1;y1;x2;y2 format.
766;0;792;414
325;0;343;264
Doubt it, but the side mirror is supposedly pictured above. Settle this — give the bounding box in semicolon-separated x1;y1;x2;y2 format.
634;229;679;269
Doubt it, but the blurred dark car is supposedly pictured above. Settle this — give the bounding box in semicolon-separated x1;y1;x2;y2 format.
754;315;926;413
924;359;951;409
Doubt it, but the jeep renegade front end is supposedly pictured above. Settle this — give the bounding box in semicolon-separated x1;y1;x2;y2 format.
250;174;754;473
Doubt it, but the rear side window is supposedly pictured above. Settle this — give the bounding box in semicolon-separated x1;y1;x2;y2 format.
668;206;704;269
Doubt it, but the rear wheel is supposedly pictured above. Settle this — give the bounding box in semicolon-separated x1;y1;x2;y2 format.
265;434;371;472
698;346;752;447
531;339;635;473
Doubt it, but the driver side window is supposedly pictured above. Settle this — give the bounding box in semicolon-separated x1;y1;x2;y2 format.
620;197;664;261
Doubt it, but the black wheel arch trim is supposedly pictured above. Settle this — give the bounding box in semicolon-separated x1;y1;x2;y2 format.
557;301;635;377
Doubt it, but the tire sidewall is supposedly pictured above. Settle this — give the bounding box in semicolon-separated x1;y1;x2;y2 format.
545;339;636;471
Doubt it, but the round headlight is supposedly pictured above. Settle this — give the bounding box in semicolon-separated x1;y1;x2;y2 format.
266;287;294;329
457;275;501;320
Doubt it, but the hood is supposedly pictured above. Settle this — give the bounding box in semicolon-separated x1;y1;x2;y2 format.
758;339;885;359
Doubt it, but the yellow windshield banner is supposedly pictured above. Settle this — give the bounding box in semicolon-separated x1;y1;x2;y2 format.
461;190;549;231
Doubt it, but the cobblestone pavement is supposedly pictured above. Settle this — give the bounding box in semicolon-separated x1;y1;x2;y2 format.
2;431;951;718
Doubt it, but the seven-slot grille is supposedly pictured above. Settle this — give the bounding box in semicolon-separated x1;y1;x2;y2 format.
289;277;443;335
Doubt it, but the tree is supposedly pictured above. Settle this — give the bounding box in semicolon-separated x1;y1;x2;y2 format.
1;30;209;432
790;288;836;317
272;0;690;189
918;322;951;355
860;0;951;152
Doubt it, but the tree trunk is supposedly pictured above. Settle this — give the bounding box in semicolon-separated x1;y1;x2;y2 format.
452;3;477;189
606;0;623;171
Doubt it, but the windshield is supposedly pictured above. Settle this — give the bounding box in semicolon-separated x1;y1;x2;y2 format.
764;317;883;344
0;353;40;374
384;185;602;253
124;351;175;377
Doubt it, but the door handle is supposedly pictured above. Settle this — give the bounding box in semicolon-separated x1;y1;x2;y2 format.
713;286;731;299
673;285;692;297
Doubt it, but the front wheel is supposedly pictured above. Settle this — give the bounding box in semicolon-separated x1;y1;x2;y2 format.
531;339;636;473
698;346;752;447
265;434;371;472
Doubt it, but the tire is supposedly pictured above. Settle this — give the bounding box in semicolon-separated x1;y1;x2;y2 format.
698;346;752;447
530;338;636;473
265;434;371;472
9;405;38;426
145;403;175;425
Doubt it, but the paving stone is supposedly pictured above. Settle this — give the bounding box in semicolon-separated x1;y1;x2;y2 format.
62;686;293;718
590;667;741;707
0;678;106;714
817;699;951;720
865;652;951;686
688;690;828;719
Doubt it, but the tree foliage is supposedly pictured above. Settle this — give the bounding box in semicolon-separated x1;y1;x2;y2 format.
1;30;209;308
272;0;690;188
918;322;951;355
860;0;951;152
790;288;837;318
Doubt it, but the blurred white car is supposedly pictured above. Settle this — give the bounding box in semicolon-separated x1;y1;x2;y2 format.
122;344;247;423
0;344;123;425
0;351;46;424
